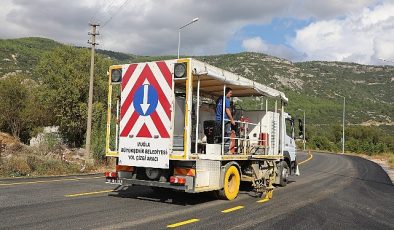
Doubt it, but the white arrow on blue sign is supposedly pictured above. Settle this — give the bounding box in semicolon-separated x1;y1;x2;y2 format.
133;83;158;116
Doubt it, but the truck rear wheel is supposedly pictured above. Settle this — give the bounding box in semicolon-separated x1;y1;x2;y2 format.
217;166;240;200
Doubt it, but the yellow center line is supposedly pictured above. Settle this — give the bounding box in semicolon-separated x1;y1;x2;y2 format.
221;205;244;213
257;198;270;203
65;189;114;197
298;153;313;165
0;176;103;187
167;219;200;228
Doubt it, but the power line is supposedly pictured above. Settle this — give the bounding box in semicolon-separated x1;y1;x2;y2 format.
101;0;131;28
90;0;117;23
89;0;130;51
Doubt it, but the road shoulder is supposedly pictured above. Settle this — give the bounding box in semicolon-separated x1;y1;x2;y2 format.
310;150;394;185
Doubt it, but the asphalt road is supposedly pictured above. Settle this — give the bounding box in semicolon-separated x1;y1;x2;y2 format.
0;151;393;230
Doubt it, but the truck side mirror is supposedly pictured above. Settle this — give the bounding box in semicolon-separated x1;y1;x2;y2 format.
298;118;304;137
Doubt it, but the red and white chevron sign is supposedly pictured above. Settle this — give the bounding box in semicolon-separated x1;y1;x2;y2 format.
118;61;174;169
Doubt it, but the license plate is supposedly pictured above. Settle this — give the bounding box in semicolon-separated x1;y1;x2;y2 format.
106;178;122;184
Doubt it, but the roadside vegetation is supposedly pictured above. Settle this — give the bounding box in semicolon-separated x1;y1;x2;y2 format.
296;125;394;168
0;132;100;177
0;44;112;177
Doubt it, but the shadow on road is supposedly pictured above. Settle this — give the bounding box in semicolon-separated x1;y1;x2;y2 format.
109;186;219;206
108;182;259;206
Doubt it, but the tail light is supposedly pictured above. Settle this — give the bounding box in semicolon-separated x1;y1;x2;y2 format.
170;176;186;185
105;171;121;184
104;171;118;178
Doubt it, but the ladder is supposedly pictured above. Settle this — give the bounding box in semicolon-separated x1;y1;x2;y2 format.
270;113;277;154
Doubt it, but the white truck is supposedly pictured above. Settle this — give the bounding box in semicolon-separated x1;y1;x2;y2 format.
104;58;298;200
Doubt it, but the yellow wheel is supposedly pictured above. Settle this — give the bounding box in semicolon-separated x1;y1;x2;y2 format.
218;166;240;200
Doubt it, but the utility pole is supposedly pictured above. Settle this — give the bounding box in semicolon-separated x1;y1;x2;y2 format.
303;110;306;151
85;23;99;162
297;108;306;151
342;96;345;154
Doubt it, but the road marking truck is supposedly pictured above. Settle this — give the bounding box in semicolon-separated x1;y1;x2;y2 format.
104;58;299;200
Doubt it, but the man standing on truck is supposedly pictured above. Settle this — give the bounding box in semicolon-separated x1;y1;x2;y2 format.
216;88;236;153
216;87;235;126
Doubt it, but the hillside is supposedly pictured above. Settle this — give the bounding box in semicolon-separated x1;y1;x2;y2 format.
131;53;393;128
0;37;62;76
199;53;394;126
0;37;393;130
0;37;135;77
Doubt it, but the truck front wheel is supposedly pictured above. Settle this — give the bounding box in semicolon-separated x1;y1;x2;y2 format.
217;166;240;200
279;161;289;187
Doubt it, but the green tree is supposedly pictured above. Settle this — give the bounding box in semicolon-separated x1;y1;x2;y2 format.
0;74;29;139
23;83;56;130
0;74;54;142
34;46;112;151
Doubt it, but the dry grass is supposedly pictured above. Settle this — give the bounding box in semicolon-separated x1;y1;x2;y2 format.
0;141;109;178
385;153;394;169
0;132;19;146
344;151;394;169
365;152;394;169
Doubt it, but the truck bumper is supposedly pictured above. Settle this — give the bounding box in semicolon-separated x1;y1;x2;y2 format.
121;178;193;192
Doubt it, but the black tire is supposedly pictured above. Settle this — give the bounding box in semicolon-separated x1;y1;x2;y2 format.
279;161;290;187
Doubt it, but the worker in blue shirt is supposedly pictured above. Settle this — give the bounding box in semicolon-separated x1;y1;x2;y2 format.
215;87;236;153
216;87;235;133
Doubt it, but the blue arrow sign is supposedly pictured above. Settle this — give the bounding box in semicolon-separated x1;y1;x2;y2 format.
133;84;158;116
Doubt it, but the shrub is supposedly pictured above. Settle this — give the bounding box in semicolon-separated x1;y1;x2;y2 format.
1;156;32;177
308;136;337;152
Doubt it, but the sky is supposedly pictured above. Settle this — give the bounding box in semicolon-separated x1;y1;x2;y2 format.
1;0;394;65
